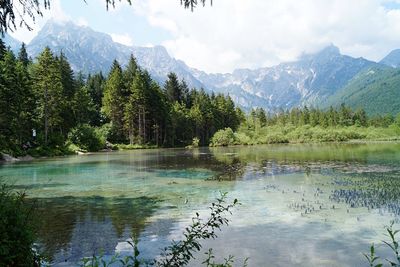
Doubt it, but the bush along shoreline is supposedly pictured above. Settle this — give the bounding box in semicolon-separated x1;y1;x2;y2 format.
210;105;400;147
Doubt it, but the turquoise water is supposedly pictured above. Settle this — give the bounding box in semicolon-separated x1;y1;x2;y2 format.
2;143;400;266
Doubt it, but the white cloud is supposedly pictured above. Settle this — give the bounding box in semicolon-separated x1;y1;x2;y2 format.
8;0;400;73
111;33;134;46
130;0;400;73
76;17;89;27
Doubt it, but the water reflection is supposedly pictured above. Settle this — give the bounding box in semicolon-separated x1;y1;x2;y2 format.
32;196;160;264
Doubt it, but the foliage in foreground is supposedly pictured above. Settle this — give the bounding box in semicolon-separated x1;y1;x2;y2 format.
80;193;247;267
0;184;41;266
365;222;400;267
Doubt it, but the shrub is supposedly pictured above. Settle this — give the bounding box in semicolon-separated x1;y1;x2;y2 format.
192;137;200;148
234;132;252;145
68;124;105;152
210;128;236;147
258;132;289;144
396;113;400;128
0;184;41;266
96;123;113;143
116;144;157;150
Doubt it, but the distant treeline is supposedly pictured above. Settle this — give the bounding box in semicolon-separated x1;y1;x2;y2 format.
0;39;242;156
209;105;400;146
249;104;397;128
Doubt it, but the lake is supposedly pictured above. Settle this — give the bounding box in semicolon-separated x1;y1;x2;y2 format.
2;143;400;266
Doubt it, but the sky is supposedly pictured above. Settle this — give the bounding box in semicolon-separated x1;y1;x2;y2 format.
8;0;400;73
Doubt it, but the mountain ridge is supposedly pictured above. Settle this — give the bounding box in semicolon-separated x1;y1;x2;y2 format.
380;49;400;68
322;66;400;115
3;20;397;112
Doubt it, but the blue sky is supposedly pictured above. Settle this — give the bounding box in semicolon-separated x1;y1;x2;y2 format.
9;0;400;73
58;0;172;46
11;0;173;47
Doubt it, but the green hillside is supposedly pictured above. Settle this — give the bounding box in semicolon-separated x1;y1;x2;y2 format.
322;67;400;116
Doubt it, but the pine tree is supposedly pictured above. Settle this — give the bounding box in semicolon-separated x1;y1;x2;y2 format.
180;79;190;107
0;48;35;151
257;107;267;127
17;43;30;67
164;72;183;103
124;70;150;144
354;108;367;127
32;47;64;146
0;50;18;143
15;55;35;146
339;103;352;126
87;72;106;126
73;85;96;125
0;39;6;60
57;52;76;135
102;60;126;142
123;55;139;92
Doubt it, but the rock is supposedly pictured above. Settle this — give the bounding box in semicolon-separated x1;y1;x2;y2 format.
0;153;19;162
18;155;34;161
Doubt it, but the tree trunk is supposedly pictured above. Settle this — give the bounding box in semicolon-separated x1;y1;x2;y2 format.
44;85;48;146
138;111;142;145
143;108;146;144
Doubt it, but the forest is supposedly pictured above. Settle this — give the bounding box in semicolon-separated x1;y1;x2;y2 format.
0;40;242;156
1;39;399;156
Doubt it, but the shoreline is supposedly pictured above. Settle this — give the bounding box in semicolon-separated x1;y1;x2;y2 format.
2;138;400;163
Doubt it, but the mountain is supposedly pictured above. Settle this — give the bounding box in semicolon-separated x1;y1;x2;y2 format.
322;66;400;115
2;33;21;53
195;45;378;110
380;49;400;68
27;20;205;89
25;20;387;111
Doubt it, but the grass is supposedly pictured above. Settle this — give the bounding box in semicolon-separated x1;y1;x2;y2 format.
116;144;158;150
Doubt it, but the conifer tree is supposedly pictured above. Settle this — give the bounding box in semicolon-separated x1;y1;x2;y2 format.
124;70;149;144
102;60;125;142
18;43;29;67
0;39;6;60
0;50;18;142
86;73;106;126
123;55;139;92
32;47;64;146
164;72;183;103
257;107;267;127
57;52;77;135
15;54;35;145
180;79;190;106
